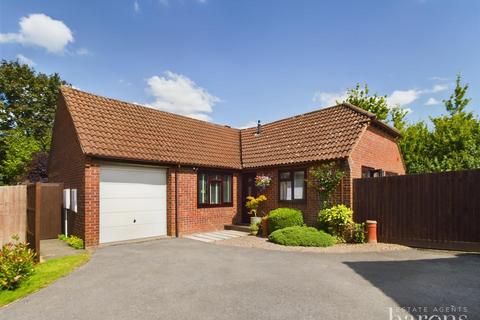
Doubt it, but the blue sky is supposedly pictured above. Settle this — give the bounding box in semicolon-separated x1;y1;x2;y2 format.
1;0;479;127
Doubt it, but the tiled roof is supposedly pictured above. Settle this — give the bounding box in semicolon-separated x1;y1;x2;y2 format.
60;87;399;169
60;86;242;169
241;104;372;168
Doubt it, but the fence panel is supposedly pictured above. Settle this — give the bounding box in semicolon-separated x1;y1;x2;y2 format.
0;185;27;245
353;169;480;251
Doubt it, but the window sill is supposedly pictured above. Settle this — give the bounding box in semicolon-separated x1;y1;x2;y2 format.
197;203;234;209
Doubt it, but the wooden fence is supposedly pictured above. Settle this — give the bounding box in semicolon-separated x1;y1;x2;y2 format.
0;183;63;258
353;169;480;251
0;185;27;245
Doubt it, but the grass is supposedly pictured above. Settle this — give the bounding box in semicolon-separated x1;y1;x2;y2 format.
0;252;90;307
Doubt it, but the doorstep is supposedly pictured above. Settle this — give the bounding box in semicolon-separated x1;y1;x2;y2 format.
183;230;249;243
224;224;250;233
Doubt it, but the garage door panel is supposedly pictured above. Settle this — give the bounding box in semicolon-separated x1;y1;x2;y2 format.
100;224;164;244
100;197;165;213
100;165;167;244
101;167;166;185
100;183;166;199
100;211;164;228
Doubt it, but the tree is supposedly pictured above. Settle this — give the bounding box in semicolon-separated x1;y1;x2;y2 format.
0;60;67;146
0;60;68;184
342;83;409;131
398;122;432;173
343;84;389;121
429;112;480;171
443;74;471;116
0;128;43;184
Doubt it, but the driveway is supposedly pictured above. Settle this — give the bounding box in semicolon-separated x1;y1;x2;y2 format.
1;239;479;320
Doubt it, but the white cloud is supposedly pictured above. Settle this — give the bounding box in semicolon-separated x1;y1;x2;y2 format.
312;91;347;107
431;84;448;93
237;120;258;129
16;54;36;66
134;1;140;12
387;89;422;106
146;71;220;121
0;13;74;53
425;97;440;106
75;47;91;56
429;76;449;81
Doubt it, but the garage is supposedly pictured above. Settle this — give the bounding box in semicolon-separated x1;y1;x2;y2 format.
99;164;167;244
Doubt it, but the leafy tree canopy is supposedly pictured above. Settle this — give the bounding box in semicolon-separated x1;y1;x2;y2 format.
0;60;67;146
343;75;480;174
0;60;68;184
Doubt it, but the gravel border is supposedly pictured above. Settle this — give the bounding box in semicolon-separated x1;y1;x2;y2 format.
215;235;411;253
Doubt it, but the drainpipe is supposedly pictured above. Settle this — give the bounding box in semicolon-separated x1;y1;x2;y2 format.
175;165;180;237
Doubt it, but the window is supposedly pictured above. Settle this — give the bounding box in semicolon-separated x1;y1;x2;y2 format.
198;171;233;207
362;166;385;178
279;169;306;202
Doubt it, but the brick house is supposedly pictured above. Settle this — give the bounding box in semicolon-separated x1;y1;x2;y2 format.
48;86;405;247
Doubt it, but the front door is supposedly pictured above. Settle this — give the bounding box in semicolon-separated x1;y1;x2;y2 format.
241;173;256;223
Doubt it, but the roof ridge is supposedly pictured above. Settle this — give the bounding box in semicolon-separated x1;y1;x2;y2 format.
239;103;370;131
60;85;239;132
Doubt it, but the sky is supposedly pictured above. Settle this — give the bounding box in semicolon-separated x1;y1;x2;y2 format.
1;0;479;128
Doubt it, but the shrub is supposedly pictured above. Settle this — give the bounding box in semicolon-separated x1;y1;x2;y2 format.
318;205;353;237
344;223;366;244
269;226;335;247
268;208;304;233
0;235;36;290
58;234;84;249
318;206;366;243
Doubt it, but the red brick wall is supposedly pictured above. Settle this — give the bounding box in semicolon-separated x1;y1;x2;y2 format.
167;167;241;236
48;96;86;242
84;159;99;247
253;160;350;227
350;125;405;179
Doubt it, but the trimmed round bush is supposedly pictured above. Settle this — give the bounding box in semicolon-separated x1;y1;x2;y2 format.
268;208;304;234
268;226;335;247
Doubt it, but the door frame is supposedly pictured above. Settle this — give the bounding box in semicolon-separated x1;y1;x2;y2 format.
241;172;257;224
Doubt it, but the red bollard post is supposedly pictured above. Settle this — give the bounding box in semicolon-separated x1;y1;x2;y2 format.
366;220;377;244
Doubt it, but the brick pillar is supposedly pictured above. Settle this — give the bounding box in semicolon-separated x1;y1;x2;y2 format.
84;160;100;247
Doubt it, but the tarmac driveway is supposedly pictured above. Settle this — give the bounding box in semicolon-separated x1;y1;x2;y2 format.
1;238;479;320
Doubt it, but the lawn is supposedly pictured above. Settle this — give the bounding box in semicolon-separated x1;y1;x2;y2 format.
0;253;90;307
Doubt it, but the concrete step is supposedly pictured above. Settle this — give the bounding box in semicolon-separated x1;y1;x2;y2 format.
224;224;250;233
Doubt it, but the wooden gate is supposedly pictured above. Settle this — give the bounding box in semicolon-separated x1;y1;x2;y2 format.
353;169;480;251
26;183;63;258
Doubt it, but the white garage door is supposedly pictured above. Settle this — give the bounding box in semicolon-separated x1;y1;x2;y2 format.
100;164;167;244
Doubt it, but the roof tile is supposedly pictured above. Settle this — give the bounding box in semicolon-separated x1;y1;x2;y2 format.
59;87;396;169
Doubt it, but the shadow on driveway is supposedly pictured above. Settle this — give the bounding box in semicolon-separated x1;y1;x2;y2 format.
344;253;480;318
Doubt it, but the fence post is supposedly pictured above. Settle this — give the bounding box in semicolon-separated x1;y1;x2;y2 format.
34;182;42;261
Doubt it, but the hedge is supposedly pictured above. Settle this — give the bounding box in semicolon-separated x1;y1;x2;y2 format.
268;208;304;233
268;226;335;247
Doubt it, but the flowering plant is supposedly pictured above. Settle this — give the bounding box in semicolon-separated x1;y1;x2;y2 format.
245;195;267;217
255;175;272;188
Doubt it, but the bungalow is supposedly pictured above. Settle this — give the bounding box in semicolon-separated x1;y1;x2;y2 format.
48;86;405;247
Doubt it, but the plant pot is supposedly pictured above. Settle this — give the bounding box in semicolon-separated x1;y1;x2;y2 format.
261;218;269;238
250;216;262;225
250;230;258;236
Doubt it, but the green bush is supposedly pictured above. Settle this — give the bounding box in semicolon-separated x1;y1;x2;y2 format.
269;226;335;247
318;205;353;237
318;205;366;243
268;208;304;233
0;235;36;290
58;234;84;249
